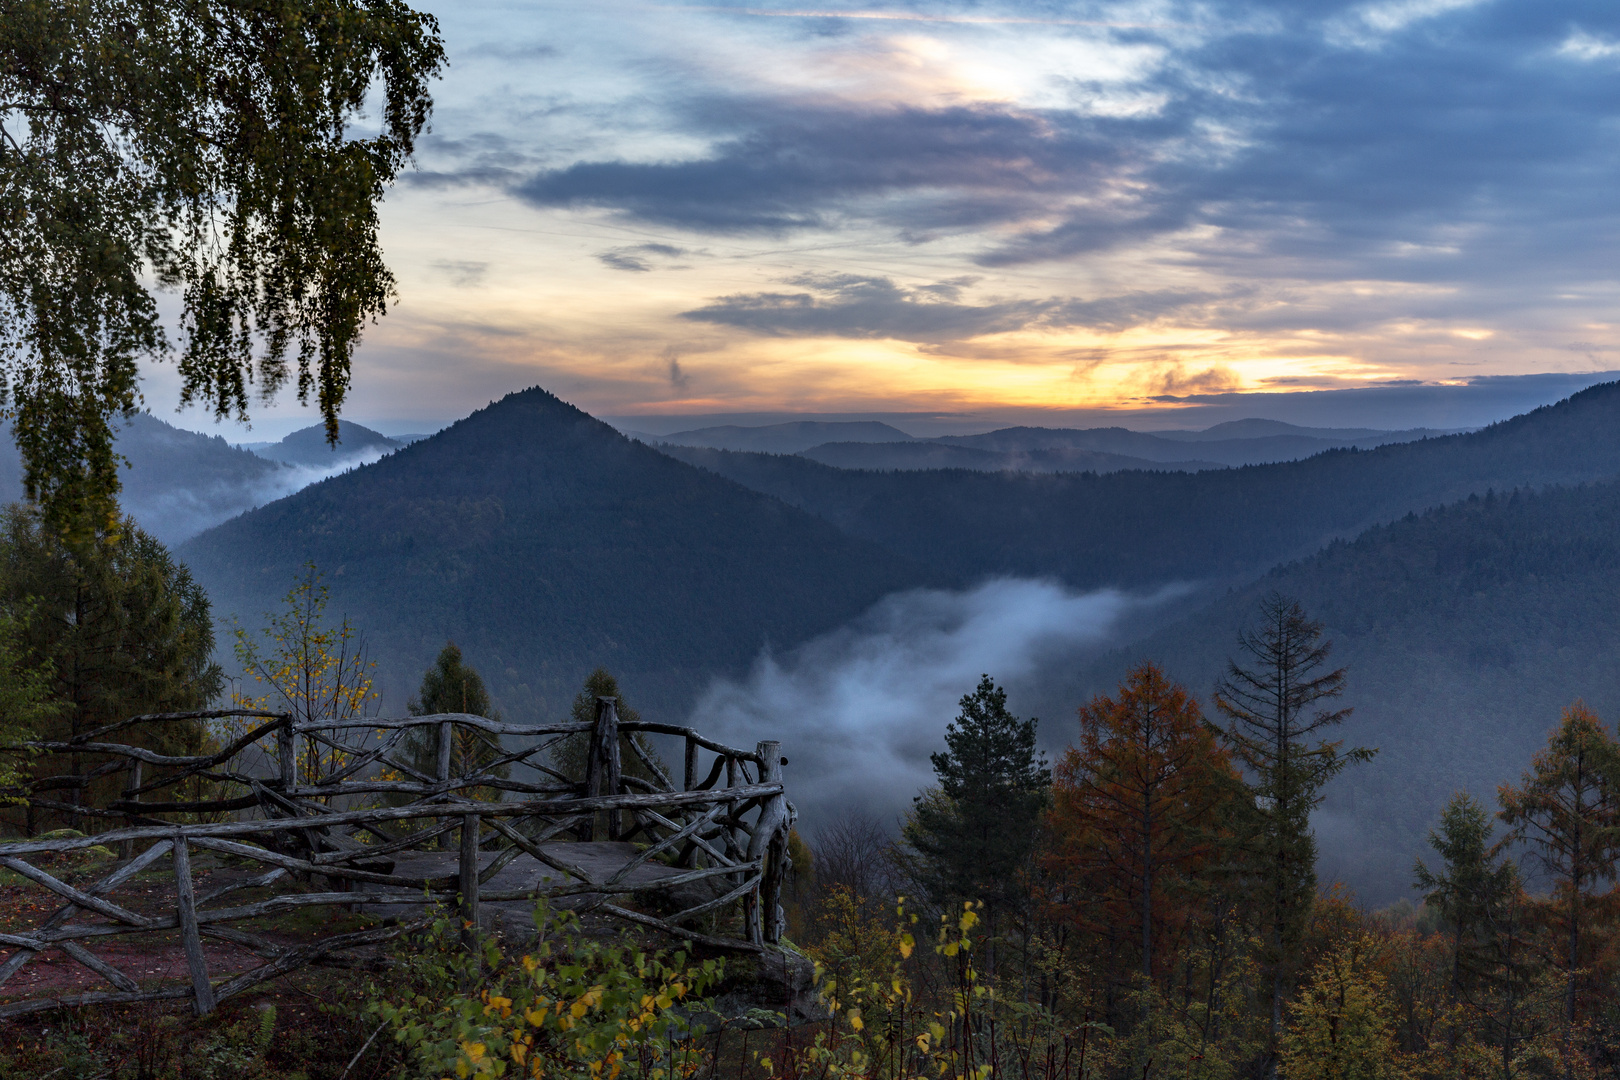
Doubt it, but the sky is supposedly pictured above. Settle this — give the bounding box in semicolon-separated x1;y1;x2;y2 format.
143;0;1620;438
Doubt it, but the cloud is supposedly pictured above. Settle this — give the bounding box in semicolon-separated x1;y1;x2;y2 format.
431;260;490;287
681;273;1226;343
688;578;1134;829
499;0;1620;301
515;100;1136;233
597;243;691;272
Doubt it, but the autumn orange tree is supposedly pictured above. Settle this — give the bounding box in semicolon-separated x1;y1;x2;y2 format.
1047;661;1244;992
1497;701;1620;1031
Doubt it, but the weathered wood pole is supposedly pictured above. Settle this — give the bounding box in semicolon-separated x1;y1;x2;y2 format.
583;698;622;841
277;720;295;790
172;833;216;1015
437;719;454;849
745;741;789;947
120;760;142;860
460;812;481;952
684;737;698;792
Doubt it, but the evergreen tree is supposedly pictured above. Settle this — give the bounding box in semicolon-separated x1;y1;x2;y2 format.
1413;792;1519;1002
1496;702;1620;1029
903;675;1050;938
0;505;221;833
1214;592;1374;1052
401;642;509;796
553;669;669;789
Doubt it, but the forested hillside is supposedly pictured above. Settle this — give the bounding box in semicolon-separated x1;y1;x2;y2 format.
797;440;1220;474
934;421;1455;466
243;419;402;466
179;388;923;720
662;380;1620;590
1071;478;1620;903
0;413;293;544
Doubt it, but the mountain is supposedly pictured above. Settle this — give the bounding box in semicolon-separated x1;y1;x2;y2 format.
1153;419;1436;442
178;388;924;721
797;441;1223;474
0;413;296;544
933;424;1457;467
649;420;915;454
658;381;1620;594
1067;478;1620;905
248;420;403;466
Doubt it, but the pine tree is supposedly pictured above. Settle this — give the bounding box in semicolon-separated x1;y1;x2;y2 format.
1214;592;1374;1052
0;505;222;833
1413;792;1518;1002
401;642;509;798
903;675;1049;939
1496;701;1620;1029
552;669;669;789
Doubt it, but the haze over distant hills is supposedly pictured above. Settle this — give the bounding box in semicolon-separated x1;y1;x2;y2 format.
1070;478;1620;904
638;417;1465;474
660;382;1620;592
798;442;1224;474
0;414;295;545
168;380;1620;903
241;420;404;467
179;389;921;721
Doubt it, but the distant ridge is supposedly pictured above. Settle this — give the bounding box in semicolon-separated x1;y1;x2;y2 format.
797;441;1223;474
649;420;915;454
247;420;402;466
179;388;923;721
661;380;1620;592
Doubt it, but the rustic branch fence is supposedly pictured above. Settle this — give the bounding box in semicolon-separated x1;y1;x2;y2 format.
0;700;793;1018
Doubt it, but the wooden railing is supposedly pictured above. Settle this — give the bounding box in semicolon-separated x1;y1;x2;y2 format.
0;700;793;1018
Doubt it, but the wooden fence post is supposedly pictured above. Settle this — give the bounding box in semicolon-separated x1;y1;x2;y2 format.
120;761;142;860
684;737;698;792
172;833;216;1015
438;720;454;849
746;742;789;947
277;720;295;791
583;698;621;841
460;812;481;953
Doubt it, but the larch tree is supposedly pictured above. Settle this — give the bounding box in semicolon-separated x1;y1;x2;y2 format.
1214;592;1374;1052
1;0;444;538
1049;661;1242;988
904;674;1050;945
1496;701;1620;1030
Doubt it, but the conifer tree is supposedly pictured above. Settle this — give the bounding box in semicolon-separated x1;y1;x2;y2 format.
904;674;1049;939
1214;592;1374;1050
1413;792;1518;1002
1049;661;1242;986
1497;701;1620;1029
401;642;509;797
0;505;221;832
552;669;669;788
